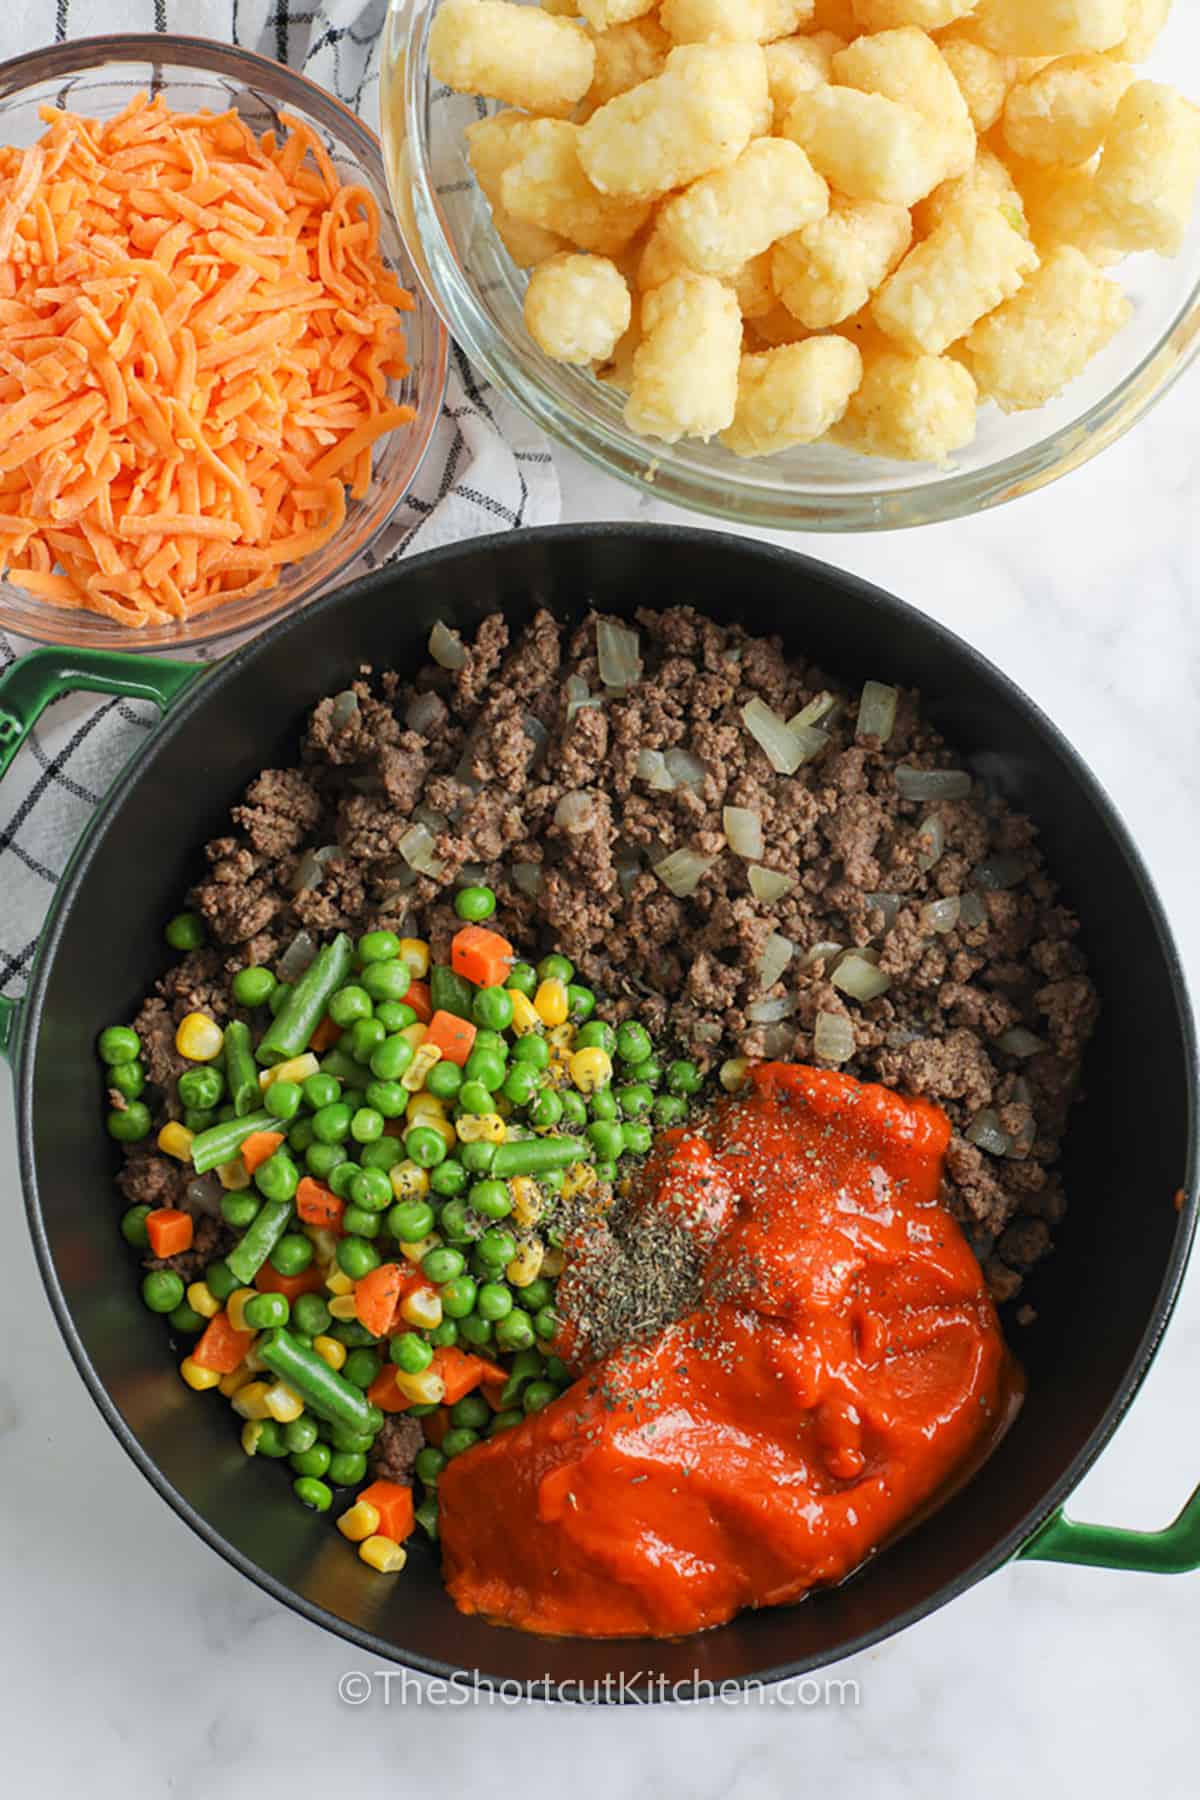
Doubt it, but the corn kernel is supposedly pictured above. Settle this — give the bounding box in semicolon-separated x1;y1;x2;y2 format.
456;1112;505;1143
314;1333;347;1371
240;1419;270;1456
180;1355;221;1391
328;1294;359;1321
156;1120;194;1162
542;1247;565;1277
562;1162;597;1202
392;1364;446;1406
259;1052;319;1090
218;1364;253;1397
227;1288;260;1333
400;1022;428;1053
548;1023;576;1054
399;1286;443;1329
175;1012;224;1062
359;1534;408;1574
534;977;569;1027
390;1159;430;1199
232;1379;273;1420
402;1041;442;1093
264;1379;305;1423
569;1046;612;1094
399;1232;440;1265
186;1280;220;1320
506;1240;545;1288
509;990;540;1035
326;1268;355;1296
719;1056;750;1092
337;1500;382;1542
216;1155;250;1190
510;1177;542;1229
406;1091;448;1123
399;937;430;978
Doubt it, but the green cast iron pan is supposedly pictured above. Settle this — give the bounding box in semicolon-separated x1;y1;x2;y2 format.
0;525;1196;1699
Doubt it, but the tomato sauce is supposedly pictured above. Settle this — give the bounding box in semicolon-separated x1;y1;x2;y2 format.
438;1064;1021;1639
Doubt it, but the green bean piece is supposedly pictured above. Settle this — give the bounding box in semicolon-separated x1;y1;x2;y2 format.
258;1328;380;1433
256;932;354;1067
225;1199;294;1285
190;1107;276;1175
490;1135;588;1180
430;964;476;1021
222;1018;261;1118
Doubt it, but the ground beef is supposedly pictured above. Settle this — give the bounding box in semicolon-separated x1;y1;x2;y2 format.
137;606;1098;1308
369;1414;424;1486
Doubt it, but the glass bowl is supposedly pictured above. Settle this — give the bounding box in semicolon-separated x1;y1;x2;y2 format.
381;0;1200;532
0;33;448;651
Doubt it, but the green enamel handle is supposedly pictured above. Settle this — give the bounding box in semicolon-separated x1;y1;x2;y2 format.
0;647;205;1063
1020;1484;1200;1573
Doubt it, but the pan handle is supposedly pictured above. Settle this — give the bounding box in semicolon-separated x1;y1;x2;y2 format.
1019;1486;1200;1573
0;647;205;1063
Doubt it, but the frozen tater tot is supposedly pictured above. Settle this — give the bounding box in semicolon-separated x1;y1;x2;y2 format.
578;43;769;198
872;204;1038;355
499;117;652;254
660;0;813;44
525;252;633;362
657;138;828;276
466;113;573;266
773;195;911;326
967;0;1129;56
1002;54;1134;166
1115;0;1171;63
582;15;672;115
934;32;1014;133
721;335;863;454
784;85;946;206
811;0;858;30
850;0;976;25
429;0;596;117
638;229;774;316
833;27;974;178
1016;160;1123;264
964;245;1131;409
1092;80;1200;256
579;0;657;27
624;271;742;439
745;301;813;346
912;144;1023;236
764;33;841;129
731;249;776;317
832;343;977;460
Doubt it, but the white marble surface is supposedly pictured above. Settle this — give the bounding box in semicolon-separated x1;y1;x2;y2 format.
6;87;1200;1800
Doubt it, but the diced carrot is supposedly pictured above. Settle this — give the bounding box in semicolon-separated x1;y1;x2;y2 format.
358;1479;415;1542
450;926;515;990
423;1406;451;1449
367;1364;411;1414
240;1130;284;1174
308;1014;341;1053
193;1309;255;1373
481;1378;508;1413
355;1262;403;1338
254;1262;327;1301
425;1009;476;1067
430;1345;497;1407
405;980;432;1024
145;1207;193;1258
295;1175;344;1231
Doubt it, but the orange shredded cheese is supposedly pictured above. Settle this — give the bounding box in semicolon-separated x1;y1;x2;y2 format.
0;93;416;627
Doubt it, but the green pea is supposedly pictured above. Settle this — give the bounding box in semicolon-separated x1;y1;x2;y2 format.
537;953;574;984
440;1275;478;1319
107;1102;152;1143
341;1348;381;1389
292;1293;331;1337
541;1169;565;1196
464;1050;507;1094
667;1058;703;1096
422;1245;465;1284
389;1197;435;1242
530;1088;563;1128
593;1159;618;1184
489;1407;524;1435
494;1309;535;1353
108;1059;146;1101
350;1166;392;1213
429;1318;459;1348
250;1420;290;1458
456;884;497;922
284;1415;320;1454
303;1071;341;1111
329;1159;361;1201
405;1124;447;1168
506;961;538;997
168;1300;205;1333
328;985;373;1028
255;1150;299;1203
574;1020;616;1054
544;1355;569;1384
290;1444;332;1478
415;1445;446;1484
181;1106;215;1133
450;1393;491;1431
216;1103;238;1124
588;1089;619;1128
312;1101;353;1144
512;1034;550;1070
120;1203;151;1247
458;1141;497;1174
587;1119;624;1160
232;966;276;1008
425;1060;463;1102
437;1196;472;1241
457;1079;493;1115
622;1120;653;1155
350;1106;384;1145
268;982;293;1017
617;1082;654;1117
478;1227;517;1269
442;1426;479;1459
533;1304;559;1341
615;1020;652;1064
515;1277;554;1313
288;1118;316;1153
364;1079;406;1119
307;1140;350;1181
415;1498;440;1541
478;1281;513;1322
566;984;596;1021
654;1093;688;1129
331;1322;377;1348
470;1179;512;1220
498;1063;536;1108
640;1055;664;1087
472;985;513;1032
178;1065;223;1110
341;1204;381;1239
376;1001;417;1033
391;1331;433;1373
244;1291;290;1330
165;910;206;951
349;1017;387;1064
370;1033;414;1082
293;1476;332;1511
360;1136;403;1172
337;1235;380;1279
330;1421;378;1453
458;1312;494;1349
265;1079;302;1123
361;960;411;1004
221;1191;259;1230
142;1269;184;1313
523;1380;558;1415
559;1089;588;1128
430;1158;468;1197
270;1233;313;1276
358;929;401;964
205;1259;239;1301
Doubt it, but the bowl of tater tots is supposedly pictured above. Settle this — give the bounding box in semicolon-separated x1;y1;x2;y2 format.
381;0;1200;529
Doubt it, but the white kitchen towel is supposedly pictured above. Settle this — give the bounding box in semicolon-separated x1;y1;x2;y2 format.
0;0;561;998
